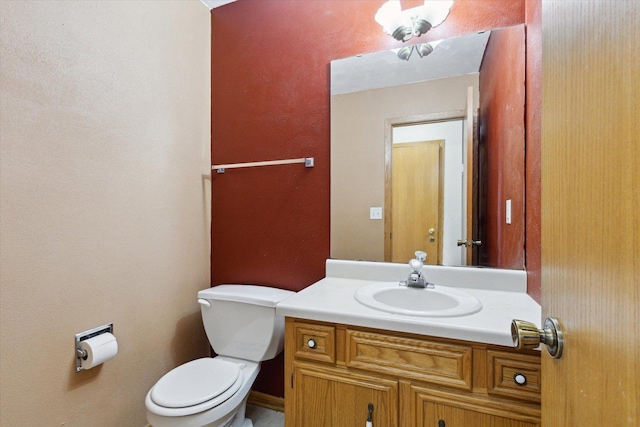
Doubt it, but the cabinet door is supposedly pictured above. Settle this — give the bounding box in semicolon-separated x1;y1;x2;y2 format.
409;385;540;427
292;363;398;427
420;401;539;427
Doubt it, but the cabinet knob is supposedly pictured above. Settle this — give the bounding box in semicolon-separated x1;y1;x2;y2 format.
438;420;446;427
514;373;527;386
307;338;317;349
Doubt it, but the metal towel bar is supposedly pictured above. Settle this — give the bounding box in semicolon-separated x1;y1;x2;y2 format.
212;157;314;174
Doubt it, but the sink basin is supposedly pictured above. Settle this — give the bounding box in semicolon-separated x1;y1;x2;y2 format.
354;282;482;317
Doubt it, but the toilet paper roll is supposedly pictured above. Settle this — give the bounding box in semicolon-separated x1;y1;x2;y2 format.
80;332;118;370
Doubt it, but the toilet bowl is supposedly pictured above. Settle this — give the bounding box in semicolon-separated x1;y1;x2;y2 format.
146;357;259;427
145;285;294;427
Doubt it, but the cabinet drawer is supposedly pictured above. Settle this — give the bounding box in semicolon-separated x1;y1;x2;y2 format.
293;322;336;364
346;329;472;390
487;350;541;403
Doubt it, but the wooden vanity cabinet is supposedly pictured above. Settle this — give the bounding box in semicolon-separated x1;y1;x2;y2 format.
292;364;398;427
284;318;541;427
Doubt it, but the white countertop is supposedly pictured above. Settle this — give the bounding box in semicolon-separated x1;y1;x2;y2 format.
276;260;541;348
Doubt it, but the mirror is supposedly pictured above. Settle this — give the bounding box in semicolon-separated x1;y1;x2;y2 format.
330;25;525;269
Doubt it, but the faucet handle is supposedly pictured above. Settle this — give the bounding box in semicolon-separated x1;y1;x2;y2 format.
409;259;423;271
414;251;427;262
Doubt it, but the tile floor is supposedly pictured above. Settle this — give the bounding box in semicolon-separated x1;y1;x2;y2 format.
245;404;285;427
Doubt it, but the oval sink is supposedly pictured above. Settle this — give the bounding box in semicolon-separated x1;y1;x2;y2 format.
354;282;482;317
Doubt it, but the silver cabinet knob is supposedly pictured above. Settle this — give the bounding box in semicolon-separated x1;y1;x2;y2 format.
307;339;317;349
513;373;527;386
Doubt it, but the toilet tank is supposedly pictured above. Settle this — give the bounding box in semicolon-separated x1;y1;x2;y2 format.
197;285;295;362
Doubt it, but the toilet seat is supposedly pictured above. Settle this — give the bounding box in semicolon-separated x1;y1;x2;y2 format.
147;358;244;417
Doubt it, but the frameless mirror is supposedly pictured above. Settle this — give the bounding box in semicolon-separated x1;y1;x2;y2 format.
330;25;525;269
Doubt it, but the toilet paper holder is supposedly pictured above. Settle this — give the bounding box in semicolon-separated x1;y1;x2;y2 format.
75;323;113;372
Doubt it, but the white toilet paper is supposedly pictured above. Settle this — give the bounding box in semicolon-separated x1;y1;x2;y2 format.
79;332;118;370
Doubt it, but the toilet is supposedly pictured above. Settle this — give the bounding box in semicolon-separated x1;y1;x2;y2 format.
145;284;294;427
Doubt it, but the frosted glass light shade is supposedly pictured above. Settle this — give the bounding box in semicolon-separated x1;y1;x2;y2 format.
375;0;404;35
376;0;452;42
422;0;454;28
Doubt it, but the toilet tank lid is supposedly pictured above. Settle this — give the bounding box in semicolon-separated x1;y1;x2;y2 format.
198;285;295;308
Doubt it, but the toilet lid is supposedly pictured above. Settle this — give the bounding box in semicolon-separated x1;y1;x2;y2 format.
150;358;241;408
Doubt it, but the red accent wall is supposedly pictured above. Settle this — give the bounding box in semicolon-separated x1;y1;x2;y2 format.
478;25;526;269
211;0;529;398
525;0;542;303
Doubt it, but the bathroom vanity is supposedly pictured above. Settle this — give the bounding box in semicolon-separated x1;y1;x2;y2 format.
276;260;541;427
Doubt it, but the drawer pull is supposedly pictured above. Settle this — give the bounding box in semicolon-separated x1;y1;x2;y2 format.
438;420;446;427
307;338;317;349
514;373;527;386
366;403;373;427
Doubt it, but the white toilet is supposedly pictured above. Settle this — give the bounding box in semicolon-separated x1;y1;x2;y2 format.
145;284;294;427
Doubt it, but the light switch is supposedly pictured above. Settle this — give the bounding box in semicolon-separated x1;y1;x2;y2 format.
506;199;512;224
370;207;383;220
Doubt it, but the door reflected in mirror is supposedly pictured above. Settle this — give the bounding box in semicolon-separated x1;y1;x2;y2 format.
388;120;464;266
330;25;525;269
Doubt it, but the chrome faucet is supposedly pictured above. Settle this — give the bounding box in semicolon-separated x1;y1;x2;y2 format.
400;251;434;288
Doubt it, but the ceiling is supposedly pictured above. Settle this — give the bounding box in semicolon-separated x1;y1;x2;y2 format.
200;0;236;9
331;30;491;95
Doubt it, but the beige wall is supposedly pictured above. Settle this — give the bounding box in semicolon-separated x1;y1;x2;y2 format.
0;1;211;425
331;74;478;261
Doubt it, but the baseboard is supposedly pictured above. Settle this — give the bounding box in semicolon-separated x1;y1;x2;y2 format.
247;390;284;413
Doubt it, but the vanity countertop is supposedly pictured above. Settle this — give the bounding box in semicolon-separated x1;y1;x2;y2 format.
276;259;541;348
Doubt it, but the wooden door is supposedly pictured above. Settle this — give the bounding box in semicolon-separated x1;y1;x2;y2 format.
389;140;444;264
291;364;398;427
541;1;639;426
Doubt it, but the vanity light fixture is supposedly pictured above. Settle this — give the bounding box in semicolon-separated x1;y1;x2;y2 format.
375;0;453;42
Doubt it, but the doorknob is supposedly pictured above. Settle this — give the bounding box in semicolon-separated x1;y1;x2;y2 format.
456;240;482;247
511;317;564;359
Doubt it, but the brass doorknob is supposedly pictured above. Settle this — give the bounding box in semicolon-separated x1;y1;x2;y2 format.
511;317;564;359
456;240;482;247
